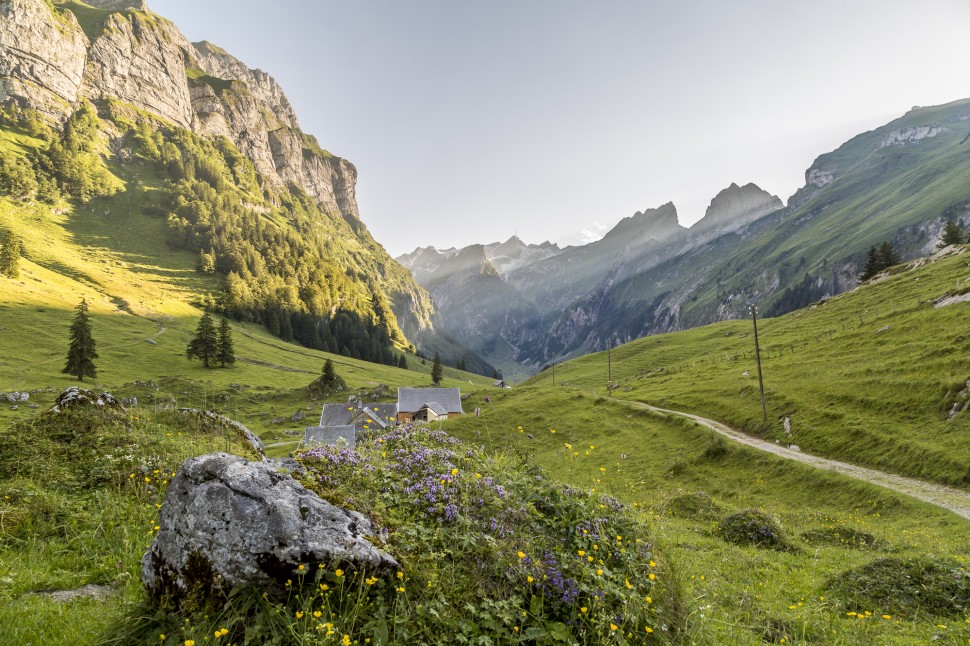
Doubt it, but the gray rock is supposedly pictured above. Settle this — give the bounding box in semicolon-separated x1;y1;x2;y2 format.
145;339;158;345
290;410;305;423
9;405;17;410
142;453;397;604
122;396;137;407
5;391;28;402
48;387;124;413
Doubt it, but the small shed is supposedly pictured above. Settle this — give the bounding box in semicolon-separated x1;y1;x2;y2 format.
397;387;463;424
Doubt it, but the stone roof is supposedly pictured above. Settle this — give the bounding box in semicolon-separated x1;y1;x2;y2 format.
420;401;449;416
319;403;355;427
397;387;463;414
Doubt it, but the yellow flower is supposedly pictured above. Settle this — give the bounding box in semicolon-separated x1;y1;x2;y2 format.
298;564;304;571
625;578;633;589
314;611;322;618
517;551;526;559
397;571;404;579
451;468;459;475
159;636;166;642
616;535;622;541
365;576;378;585
578;550;586;556
649;560;656;568
396;586;405;593
882;614;892;619
610;623;618;631
527;575;534;583
645;626;654;634
847;611;857;617
335;569;344;577
646;596;652;604
184;641;195;646
580;607;588;613
295;611;304;618
587;556;594;562
649;573;656;581
549;429;556;433
596;569;603;576
320;584;329;591
342;635;351;646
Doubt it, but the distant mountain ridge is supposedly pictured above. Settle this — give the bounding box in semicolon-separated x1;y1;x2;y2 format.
402;100;970;371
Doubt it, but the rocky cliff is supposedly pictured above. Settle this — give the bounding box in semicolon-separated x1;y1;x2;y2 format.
0;0;362;221
689;183;782;238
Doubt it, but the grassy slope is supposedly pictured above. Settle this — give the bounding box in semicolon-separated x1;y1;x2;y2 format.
531;248;970;488
0;128;491;447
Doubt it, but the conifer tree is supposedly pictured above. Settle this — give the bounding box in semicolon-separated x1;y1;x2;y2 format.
877;240;900;269
186;311;218;367
0;230;20;278
398;354;407;370
62;298;97;381
431;353;443;386
939;220;965;248
216;318;236;367
858;245;881;282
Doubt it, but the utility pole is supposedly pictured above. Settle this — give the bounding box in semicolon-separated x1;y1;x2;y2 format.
751;305;767;422
551;357;555;386
607;340;612;392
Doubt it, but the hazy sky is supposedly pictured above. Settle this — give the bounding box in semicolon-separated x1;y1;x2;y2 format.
152;0;970;256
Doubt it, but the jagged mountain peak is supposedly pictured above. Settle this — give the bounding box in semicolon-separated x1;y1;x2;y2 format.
603;201;684;244
690;182;782;235
82;0;148;11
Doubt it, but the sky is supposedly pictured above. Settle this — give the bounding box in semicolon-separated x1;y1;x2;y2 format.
151;0;970;256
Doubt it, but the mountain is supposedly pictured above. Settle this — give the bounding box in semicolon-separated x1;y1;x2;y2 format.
0;0;494;373
400;182;782;371
402;99;970;369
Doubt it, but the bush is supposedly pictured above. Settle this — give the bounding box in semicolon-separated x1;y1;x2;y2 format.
827;557;970;617
717;509;789;550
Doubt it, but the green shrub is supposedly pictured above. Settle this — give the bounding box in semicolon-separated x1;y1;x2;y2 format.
716;509;789;550
827;556;970;617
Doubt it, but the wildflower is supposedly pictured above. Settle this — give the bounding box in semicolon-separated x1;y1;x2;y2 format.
320;584;329;591
646;596;652;604
513;627;519;632
578;550;586;556
184;641;195;646
625;578;633;589
397;571;404;579
298;564;304;571
527;575;534;583
517;551;526;559
396;586;405;593
616;535;622;541
343;635;351;646
451;468;459;475
882;615;892;619
335;569;344;577
649;573;656;581
365;576;378;585
159;636;165;641
296;611;304;618
580;607;588;614
610;623;618;631
645;627;654;633
550;429;556;433
847;612;857;617
649;560;656;568
587;556;594;562
597;569;603;576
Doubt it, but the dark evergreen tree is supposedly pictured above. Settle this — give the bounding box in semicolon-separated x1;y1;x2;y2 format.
62;299;97;381
216;318;236;367
431;353;443;386
877;241;900;269
186;311;218;367
398;354;408;370
939;220;965;248
0;230;20;278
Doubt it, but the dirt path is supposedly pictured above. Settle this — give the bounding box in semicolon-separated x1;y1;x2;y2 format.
612;398;970;521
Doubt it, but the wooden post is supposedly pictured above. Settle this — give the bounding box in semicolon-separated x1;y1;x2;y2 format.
607;340;612;392
751;305;767;422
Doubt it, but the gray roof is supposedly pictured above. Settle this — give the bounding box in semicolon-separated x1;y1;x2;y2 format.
304;425;356;449
320;403;356;427
369;403;398;422
420;401;449;415
398;387;463;414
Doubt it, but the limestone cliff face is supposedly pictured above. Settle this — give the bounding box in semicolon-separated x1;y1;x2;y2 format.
0;0;88;118
81;10;194;128
0;0;360;220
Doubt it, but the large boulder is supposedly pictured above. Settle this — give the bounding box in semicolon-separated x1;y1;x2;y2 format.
142;453;397;605
48;387;123;413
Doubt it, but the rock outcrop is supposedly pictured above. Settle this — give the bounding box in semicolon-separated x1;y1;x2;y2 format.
0;0;88;118
48;386;124;413
690;182;783;238
142;452;398;605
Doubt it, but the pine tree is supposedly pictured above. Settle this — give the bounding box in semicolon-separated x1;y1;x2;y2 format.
216;318;236;367
431;353;443;386
398;354;407;370
877;240;900;269
939;220;965;248
186;311;218;367
62;298;97;381
0;230;20;278
858;245;880;282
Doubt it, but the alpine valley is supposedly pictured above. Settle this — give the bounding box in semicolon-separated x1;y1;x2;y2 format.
2;2;970;646
400;102;970;373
